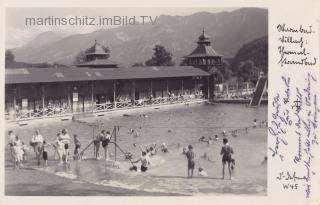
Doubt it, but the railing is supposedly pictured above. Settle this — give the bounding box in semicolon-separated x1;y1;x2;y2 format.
6;95;206;122
8;107;73;121
93;95;205;113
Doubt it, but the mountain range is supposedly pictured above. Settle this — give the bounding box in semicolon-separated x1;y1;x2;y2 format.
10;8;268;67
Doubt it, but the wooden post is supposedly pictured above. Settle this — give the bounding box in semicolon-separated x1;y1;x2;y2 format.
207;77;210;99
114;126;117;161
13;87;17;110
226;83;229;97
181;79;184;95
113;81;116;109
133;81;135;107
150;80;153;96
236;82;239;97
91;82;94;112
67;85;71;112
41;85;45;114
93;127;95;158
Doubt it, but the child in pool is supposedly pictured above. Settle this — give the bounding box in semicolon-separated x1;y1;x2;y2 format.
42;140;51;167
132;151;150;172
161;143;168;153
73;134;81;160
198;167;208;177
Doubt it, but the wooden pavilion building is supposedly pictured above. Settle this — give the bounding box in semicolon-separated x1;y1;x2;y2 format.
5;38;212;121
184;28;223;98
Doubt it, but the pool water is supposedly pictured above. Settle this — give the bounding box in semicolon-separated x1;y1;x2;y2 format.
6;103;267;195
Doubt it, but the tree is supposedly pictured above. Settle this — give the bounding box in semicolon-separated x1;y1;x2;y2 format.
5;50;15;66
237;60;258;82
73;50;86;65
145;45;175;66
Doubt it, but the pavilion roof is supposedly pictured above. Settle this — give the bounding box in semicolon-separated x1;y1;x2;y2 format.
5;66;210;84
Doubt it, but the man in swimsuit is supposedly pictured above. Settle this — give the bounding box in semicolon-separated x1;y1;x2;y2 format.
220;138;234;180
186;145;195;178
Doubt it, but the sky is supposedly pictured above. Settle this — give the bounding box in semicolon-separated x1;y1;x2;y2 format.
5;7;237;48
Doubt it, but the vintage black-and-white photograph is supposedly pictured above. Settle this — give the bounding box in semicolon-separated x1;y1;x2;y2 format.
5;7;268;196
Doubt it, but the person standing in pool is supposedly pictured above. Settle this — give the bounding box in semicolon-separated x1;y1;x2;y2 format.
41;140;51;167
31;130;44;165
132;151;150;172
101;130;111;160
94;130;104;159
60;129;71;163
186;145;195;178
73;134;81;160
220;138;234;180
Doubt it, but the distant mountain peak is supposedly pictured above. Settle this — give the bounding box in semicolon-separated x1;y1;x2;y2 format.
10;8;267;66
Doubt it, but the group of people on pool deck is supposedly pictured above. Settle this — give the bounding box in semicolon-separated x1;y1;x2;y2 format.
7;129;81;168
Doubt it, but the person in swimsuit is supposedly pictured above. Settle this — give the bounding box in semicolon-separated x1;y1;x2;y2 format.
60;129;71;163
101;130;111;160
8;130;16;162
132;151;150;172
94;130;104;159
31;130;44;166
53;133;64;164
220;138;234;180
73;134;81;160
185;145;195;178
41;140;51;167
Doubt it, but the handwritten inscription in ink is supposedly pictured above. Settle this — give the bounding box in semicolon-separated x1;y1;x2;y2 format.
277;24;317;67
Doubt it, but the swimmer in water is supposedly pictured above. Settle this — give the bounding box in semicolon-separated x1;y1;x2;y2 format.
161;143;168;153
132;151;150;172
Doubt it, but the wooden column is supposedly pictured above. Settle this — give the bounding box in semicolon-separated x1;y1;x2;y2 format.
91;82;94;112
114;126;117;161
150;80;153;96
67;85;71;112
207;77;210;99
181;79;184;95
226;83;229;97
41;85;45;109
132;81;135;107
166;79;169;95
113;81;116;109
13;87;17;110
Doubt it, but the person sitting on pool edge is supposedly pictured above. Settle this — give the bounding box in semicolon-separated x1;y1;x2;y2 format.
132;151;150;172
220;138;234;180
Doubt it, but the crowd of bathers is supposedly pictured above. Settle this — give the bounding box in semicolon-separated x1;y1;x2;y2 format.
7;129;80;169
7;118;267;180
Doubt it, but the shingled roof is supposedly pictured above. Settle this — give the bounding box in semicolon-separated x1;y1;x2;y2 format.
185;29;221;58
5;66;210;84
85;40;109;55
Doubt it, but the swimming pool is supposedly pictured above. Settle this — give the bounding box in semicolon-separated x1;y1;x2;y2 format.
5;103;267;195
